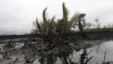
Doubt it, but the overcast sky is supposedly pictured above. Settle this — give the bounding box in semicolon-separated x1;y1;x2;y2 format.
0;0;113;35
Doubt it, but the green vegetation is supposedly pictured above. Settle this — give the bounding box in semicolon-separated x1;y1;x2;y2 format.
30;2;113;64
31;3;86;34
30;2;91;64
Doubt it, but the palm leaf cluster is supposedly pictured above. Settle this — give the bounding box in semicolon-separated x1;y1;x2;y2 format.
30;2;86;64
32;3;86;34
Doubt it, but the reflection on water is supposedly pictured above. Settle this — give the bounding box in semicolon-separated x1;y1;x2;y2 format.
72;40;113;64
91;40;113;64
0;40;113;64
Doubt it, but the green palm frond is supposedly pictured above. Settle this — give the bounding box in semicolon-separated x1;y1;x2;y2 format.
62;2;70;32
79;13;86;18
32;3;86;34
69;13;86;29
49;16;56;34
69;13;79;24
43;8;48;22
56;19;63;32
42;8;50;33
35;18;42;33
62;2;68;21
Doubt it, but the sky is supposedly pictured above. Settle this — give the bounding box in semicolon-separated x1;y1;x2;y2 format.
0;0;113;35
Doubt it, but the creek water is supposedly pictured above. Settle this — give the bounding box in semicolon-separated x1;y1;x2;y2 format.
0;40;113;64
72;40;113;64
